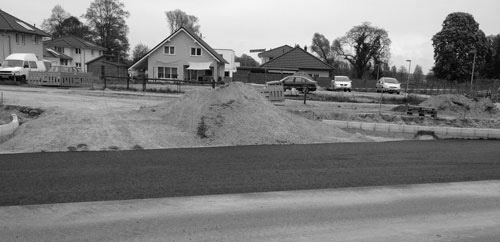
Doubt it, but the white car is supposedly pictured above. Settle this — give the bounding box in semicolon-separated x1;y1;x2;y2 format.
331;76;352;92
376;77;401;94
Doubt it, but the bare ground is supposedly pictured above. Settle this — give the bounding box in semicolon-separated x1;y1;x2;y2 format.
1;84;499;154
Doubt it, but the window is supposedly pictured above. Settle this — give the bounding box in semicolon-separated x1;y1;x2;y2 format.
75;48;81;54
32;35;38;44
28;61;37;69
164;46;175;55
157;67;178;79
76;62;82;68
91;50;94;55
191;47;202;56
56;47;65;53
15;34;20;44
21;34;25;45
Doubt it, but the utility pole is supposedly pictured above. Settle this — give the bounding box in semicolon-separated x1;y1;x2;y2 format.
470;50;476;92
405;60;412;98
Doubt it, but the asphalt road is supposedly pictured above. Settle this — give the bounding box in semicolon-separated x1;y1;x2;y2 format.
1;140;500;206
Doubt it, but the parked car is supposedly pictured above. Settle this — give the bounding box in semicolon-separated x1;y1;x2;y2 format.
376;77;401;94
0;53;48;82
266;72;317;93
331;76;352;92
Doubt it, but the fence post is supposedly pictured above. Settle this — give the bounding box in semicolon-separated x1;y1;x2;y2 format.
142;75;146;92
127;74;130;90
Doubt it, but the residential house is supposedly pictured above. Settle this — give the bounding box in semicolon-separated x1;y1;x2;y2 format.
43;35;105;72
0;9;49;63
214;48;238;78
258;45;293;64
86;55;129;78
129;27;227;82
260;46;334;79
43;47;72;67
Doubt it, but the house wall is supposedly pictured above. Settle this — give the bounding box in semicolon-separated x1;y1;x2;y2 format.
87;59;128;78
215;49;236;77
0;32;44;63
57;47;102;72
147;31;223;81
300;69;330;78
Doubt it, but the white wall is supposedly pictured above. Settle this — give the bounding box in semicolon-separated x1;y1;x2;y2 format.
0;33;44;63
215;49;236;77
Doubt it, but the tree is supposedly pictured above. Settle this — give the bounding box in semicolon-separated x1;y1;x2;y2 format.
332;22;391;79
131;43;150;63
42;5;70;38
84;0;130;59
60;16;93;41
432;12;489;82
235;54;259;67
484;34;500;78
413;64;424;85
310;33;333;64
390;65;398;77
165;9;200;35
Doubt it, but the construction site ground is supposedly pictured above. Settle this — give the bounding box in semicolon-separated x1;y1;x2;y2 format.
1;84;499;154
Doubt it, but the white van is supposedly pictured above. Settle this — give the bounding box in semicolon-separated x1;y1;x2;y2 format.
0;53;48;82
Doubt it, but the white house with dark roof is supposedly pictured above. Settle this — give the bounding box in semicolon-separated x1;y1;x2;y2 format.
0;9;49;63
43;35;106;72
129;27;228;82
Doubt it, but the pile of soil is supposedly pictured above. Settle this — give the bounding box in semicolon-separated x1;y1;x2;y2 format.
143;82;369;145
419;94;499;118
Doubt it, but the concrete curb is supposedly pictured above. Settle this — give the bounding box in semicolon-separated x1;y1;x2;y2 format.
0;114;19;143
324;120;500;139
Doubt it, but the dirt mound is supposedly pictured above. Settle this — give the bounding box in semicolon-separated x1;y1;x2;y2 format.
143;82;366;145
419;94;499;118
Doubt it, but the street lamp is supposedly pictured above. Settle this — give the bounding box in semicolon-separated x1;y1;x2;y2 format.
470;50;477;92
405;59;411;97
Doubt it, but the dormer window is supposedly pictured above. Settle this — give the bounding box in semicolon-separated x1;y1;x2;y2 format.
191;47;201;56
164;46;175;55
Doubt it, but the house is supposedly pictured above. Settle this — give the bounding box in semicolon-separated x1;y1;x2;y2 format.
258;45;293;64
129;26;227;82
86;55;129;78
43;48;72;67
43;35;105;72
0;9;49;63
260;46;334;79
214;48;238;78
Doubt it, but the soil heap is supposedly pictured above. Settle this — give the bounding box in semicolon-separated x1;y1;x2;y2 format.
146;82;365;146
419;94;499;118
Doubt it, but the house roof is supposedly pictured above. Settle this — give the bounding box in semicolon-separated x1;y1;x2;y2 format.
129;26;228;70
0;9;49;36
258;45;293;58
43;35;106;51
43;48;73;60
260;47;334;71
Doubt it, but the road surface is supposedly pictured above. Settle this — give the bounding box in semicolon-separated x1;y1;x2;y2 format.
1;181;499;242
1;140;500;206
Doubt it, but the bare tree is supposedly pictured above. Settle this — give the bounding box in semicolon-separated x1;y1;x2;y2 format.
165;9;200;35
42;5;70;38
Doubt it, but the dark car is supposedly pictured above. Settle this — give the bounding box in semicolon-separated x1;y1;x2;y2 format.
266;72;317;93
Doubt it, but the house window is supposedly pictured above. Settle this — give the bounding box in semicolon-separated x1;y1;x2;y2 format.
91;50;94;55
32;35;38;44
191;47;202;56
157;67;178;79
56;47;65;53
21;34;25;45
15;34;20;44
164;46;175;55
61;60;68;66
75;48;81;54
76;62;82;68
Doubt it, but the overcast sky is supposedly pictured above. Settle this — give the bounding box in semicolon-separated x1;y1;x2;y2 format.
3;0;500;73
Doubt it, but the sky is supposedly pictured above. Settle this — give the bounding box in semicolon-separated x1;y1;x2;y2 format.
2;0;500;73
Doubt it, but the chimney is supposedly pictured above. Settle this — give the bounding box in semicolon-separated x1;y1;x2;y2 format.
304;45;307;51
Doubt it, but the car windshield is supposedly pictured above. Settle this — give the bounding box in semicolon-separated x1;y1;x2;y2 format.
383;78;399;84
336;76;350;82
1;60;23;68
